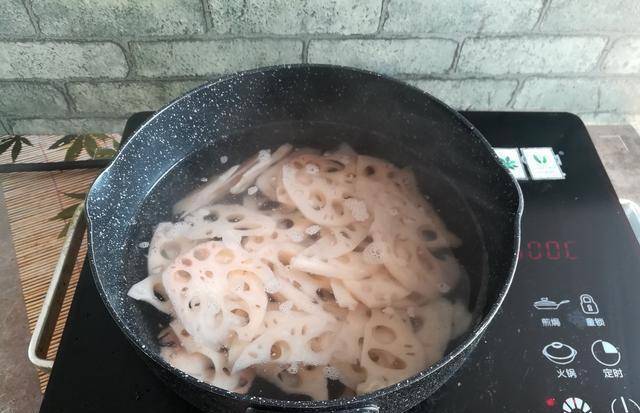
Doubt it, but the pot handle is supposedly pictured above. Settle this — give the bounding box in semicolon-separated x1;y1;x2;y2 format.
27;202;86;372
246;406;379;413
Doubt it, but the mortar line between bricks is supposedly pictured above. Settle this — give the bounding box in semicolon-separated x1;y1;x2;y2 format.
301;40;309;63
4;31;640;44
595;35;621;72
6;72;640;83
59;82;77;113
376;0;390;34
532;0;552;31
109;40;134;79
506;78;527;109
199;0;212;32
450;39;464;73
20;0;42;38
48;80;74;114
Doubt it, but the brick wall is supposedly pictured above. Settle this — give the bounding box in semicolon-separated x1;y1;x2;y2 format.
1;0;639;134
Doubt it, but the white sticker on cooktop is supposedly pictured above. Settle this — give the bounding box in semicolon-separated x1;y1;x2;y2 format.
493;148;528;180
521;147;565;180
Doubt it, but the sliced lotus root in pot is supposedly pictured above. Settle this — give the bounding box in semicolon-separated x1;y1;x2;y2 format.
182;204;276;242
232;310;340;372
331;305;369;364
329;361;367;391
162;241;274;348
166;319;254;391
255;147;319;203
410;298;455;366
281;154;359;226
173;164;240;217
330;279;359;310
342;267;410;309
127;274;173;314
301;219;370;259
146;222;197;276
356;156;460;249
242;210;314;253
128;221;198;314
451;300;472;339
251;242;332;309
230;144;293;194
160;343;254;393
368;203;461;298
291;251;375;282
256;363;328;401
356;308;426;395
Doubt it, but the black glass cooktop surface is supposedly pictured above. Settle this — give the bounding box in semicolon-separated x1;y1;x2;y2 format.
40;112;640;413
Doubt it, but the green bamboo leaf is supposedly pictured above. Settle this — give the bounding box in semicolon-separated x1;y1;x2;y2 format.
58;221;71;239
93;148;117;159
93;133;112;142
11;138;22;162
50;203;80;221
83;135;98;158
0;138;13;155
49;134;78;149
64;137;84;161
64;192;86;200
19;136;33;146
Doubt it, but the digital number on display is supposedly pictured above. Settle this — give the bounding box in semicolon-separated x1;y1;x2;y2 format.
519;240;577;261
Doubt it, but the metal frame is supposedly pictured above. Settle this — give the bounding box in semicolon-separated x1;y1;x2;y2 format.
27;202;86;372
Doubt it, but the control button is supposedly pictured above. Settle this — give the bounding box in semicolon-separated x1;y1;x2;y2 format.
580;294;600;315
521;147;565;180
562;397;592;412
611;397;640;413
591;340;621;366
542;342;577;365
534;297;570;311
493;148;528;180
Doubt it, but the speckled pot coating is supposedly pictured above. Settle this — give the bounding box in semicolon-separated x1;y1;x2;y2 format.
86;64;523;412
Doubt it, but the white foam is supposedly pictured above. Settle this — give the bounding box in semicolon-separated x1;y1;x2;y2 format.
220;155;228;164
287;229;305;243
258;149;271;162
304;225;321;235
279;300;293;313
323;365;341;380
362;242;384;265
406;306;416;318
138;241;150;249
247;186;258;195
344;198;369;222
287;362;299;374
305;162;320;175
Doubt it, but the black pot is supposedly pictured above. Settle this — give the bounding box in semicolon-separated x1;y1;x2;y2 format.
86;64;523;412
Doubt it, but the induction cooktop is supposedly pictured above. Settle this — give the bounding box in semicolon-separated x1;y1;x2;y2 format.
39;112;640;413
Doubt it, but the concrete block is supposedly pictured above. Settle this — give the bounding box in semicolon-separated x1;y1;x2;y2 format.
208;0;380;34
68;81;204;113
132;40;302;77
409;79;517;109
458;36;607;74
0;42;128;79
384;0;543;34
308;39;457;75
0;82;68;115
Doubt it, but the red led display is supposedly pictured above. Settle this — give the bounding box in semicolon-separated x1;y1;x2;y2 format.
519;240;577;261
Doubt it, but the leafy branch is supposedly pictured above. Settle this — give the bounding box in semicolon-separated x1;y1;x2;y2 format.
49;133;119;161
0;135;33;162
50;192;86;238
